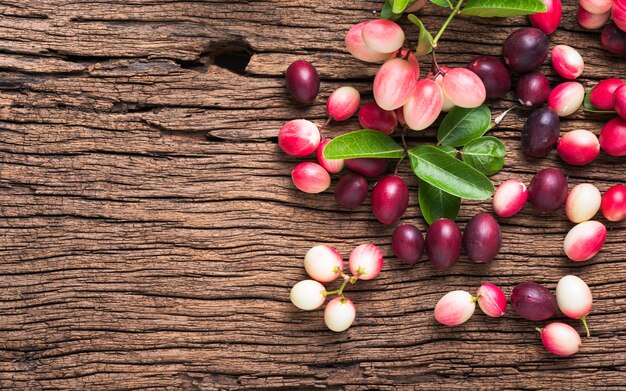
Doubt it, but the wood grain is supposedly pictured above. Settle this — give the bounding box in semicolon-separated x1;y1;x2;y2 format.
0;1;625;389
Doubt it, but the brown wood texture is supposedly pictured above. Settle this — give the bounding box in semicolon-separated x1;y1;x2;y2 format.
0;0;625;389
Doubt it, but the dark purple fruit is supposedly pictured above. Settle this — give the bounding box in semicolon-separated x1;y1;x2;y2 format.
346;158;389;177
463;213;501;263
517;71;550;107
601;23;626;56
528;168;568;213
510;282;557;321
502;27;549;73
425;218;462;270
392;224;425;265
522;108;560;158
285;60;320;104
334;173;368;209
371;175;409;225
467;55;511;99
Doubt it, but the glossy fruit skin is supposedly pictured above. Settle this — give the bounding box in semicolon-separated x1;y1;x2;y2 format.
580;0;614;14
589;78;625;110
540;322;582;356
502;27;549;73
599;117;626;156
426;218;462;271
428;66;455;112
386;49;420;74
577;6;610;29
392;224;425;265
548;82;585;117
564;221;607;261
403;79;444;130
434;290;476;326
348;244;384;280
557;129;600;166
516;72;550;106
521;108;560;158
493;179;528;218
326;86;360;121
290;280;326;310
477;283;508;317
528;168;568;213
601;23;626;55
441;68;487;108
278;119;320;157
317;139;345;174
529;0;562;35
612;0;626;31
324;297;356;332
556;275;592;320
551;45;584;80
615;84;626;119
467;55;511;99
362;20;405;54
373;58;418;111
371;175;409;225
358;102;398;135
463;213;502;263
346;158;388;177
334;173;368;209
601;184;626;221
345;21;390;63
566;183;602;223
304;245;344;283
511;282;557;321
285;60;320;104
291;162;331;194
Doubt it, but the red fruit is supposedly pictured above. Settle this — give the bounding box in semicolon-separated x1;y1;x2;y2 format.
539;322;582;356
386;49;420;74
517;71;550;107
612;0;626;32
434;291;476;326
493;179;528;218
334;173;368;209
563;221;606;262
601;184;626;221
441;68;486;108
304;245;344;283
371;175;409;225
551;45;584;80
373;58;418;111
426;218;462;270
476;283;508;317
614;84;626;119
278;119;320;157
326;86;360;121
529;0;562;35
578;6;610;30
502;27;549;73
580;0;614;14
291;162;331;194
463;213;502;263
345;21;389;63
362;20;405;54
392;224;425;265
599;117;626;156
317;139;345;174
285;60;320;104
601;23;626;55
528;168;568;213
557;129;600;166
346;158;388;177
403;79;444;131
548;82;585;117
589;78;625;110
358;102;398;135
348;244;384;280
467;55;511;99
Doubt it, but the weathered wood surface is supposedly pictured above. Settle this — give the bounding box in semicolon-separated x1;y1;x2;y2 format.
0;0;625;389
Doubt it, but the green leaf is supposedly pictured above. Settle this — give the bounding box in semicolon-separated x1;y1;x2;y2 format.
430;0;454;7
461;136;506;176
381;0;403;20
393;0;409;13
437;145;459;157
408;145;494;200
437;105;492;147
462;0;547;17
407;15;434;56
583;80;625;113
323;130;404;159
418;181;461;224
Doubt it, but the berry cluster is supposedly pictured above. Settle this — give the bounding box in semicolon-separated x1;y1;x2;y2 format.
435;276;593;356
289;244;383;332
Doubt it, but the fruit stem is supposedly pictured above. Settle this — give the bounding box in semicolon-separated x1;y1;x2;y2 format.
581;316;591;338
321;117;332;129
535;327;544;334
336;278;350;296
432;0;464;47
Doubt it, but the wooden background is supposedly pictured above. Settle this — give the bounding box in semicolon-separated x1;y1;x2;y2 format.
0;0;625;389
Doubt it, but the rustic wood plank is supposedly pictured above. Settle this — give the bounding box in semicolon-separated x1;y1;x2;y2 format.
0;0;625;389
